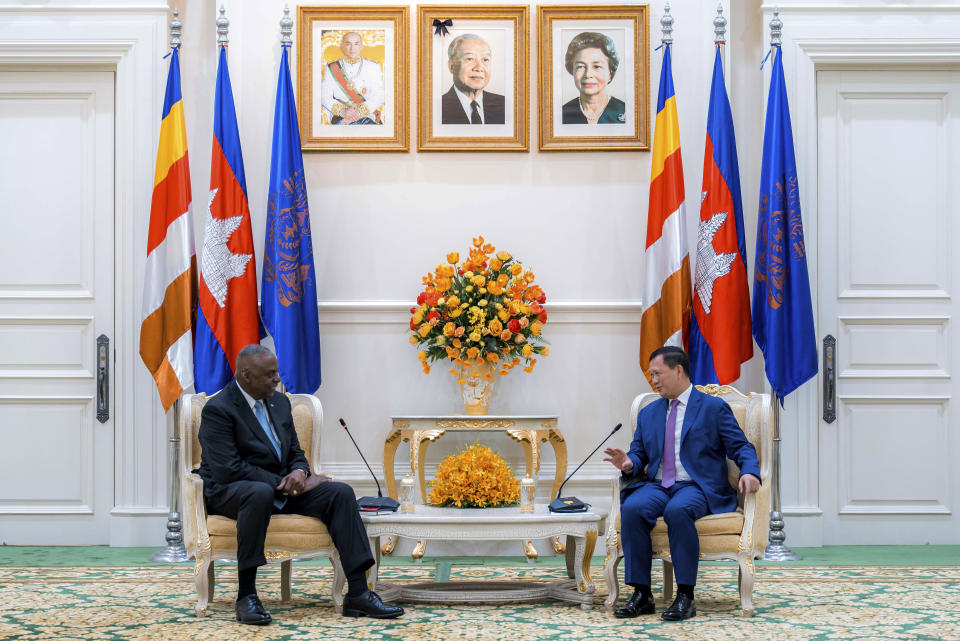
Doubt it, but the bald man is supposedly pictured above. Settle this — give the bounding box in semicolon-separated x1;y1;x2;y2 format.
319;31;385;125
198;345;403;624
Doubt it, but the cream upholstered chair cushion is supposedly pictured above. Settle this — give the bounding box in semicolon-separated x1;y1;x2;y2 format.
179;391;346;617
602;385;772;617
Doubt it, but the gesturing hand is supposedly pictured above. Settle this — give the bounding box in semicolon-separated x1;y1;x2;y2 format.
603;447;633;474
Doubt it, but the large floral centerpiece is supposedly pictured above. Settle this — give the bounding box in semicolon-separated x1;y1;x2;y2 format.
429;443;520;508
409;236;549;413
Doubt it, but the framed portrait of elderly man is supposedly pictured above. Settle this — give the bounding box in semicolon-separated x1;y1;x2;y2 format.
417;5;529;151
298;6;408;151
538;5;649;151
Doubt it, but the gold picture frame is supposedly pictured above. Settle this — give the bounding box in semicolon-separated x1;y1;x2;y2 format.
417;5;529;152
537;5;650;151
298;6;408;152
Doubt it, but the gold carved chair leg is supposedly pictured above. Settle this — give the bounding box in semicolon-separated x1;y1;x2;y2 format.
206;562;215;602
662;559;674;601
331;549;346;614
281;559;292;602
738;558;756;617
195;557;212;618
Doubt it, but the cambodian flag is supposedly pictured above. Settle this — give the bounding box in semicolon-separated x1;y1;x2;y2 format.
261;45;322;394
194;46;262;394
752;45;817;402
688;47;753;385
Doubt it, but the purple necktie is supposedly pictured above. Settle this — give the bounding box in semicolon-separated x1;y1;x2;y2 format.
662;399;679;488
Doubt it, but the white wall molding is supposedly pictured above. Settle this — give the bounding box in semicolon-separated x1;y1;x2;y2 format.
314;300;644;325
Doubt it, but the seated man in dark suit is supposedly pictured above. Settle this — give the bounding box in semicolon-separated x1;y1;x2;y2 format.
440;33;505;125
198;344;403;625
603;346;761;621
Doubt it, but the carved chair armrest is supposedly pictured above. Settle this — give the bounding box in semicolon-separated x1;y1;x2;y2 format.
181;472;209;558
604;476;624;557
738;482;771;558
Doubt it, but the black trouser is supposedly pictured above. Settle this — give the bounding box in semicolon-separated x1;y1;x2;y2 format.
206;480;375;575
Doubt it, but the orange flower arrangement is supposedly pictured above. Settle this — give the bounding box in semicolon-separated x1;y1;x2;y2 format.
410;236;549;380
428;443;521;508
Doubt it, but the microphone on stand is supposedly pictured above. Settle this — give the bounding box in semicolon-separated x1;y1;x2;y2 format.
339;418;399;512
548;423;622;513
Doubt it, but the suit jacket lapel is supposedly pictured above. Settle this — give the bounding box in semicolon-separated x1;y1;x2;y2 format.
232;381;279;459
265;396;286;463
680;387;703;447
652;397;667;460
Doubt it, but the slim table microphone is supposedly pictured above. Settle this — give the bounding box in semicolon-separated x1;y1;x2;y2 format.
340;418;400;512
548;423;622;513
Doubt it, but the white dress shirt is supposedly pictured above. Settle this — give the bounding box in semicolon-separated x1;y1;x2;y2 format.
453;85;487;123
236;382;281;446
654;384;693;483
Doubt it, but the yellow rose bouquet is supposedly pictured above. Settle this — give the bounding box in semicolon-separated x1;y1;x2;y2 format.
409;236;550;379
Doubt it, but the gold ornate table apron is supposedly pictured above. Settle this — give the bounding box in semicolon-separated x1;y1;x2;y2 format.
383;415;568;558
362;506;602;610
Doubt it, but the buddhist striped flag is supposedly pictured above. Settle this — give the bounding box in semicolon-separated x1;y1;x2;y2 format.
640;43;692;385
140;48;197;411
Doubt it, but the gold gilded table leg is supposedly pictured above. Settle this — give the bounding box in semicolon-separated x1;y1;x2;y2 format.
380;536;397;555
412;539;426;562
580;529;597;591
547;429;568;501
410;429;445;503
382;429;403;501
523;539;538;562
552;536;566;553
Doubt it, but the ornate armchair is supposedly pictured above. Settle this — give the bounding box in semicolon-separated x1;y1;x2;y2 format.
179;391;346;617
602;385;772;616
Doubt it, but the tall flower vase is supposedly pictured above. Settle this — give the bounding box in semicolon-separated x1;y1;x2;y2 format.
458;360;497;415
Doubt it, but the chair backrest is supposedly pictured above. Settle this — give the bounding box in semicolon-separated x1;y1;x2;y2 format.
629;385;772;496
179;391;325;476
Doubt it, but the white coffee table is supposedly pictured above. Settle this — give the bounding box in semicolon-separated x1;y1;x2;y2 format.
361;505;604;610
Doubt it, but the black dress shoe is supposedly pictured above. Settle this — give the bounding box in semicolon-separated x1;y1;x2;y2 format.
661;592;696;621
235;594;272;625
342;590;404;619
614;590;656;618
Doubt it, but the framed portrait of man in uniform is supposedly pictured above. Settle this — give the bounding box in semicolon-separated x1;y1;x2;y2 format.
537;5;649;151
417;5;529;152
298;6;408;151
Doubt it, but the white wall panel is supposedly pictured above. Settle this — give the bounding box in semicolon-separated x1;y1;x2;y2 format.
837;397;949;515
838;91;948;298
0;92;95;298
0;397;95;513
839;316;948;379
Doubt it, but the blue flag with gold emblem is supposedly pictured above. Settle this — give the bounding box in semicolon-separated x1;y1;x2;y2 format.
752;46;816;403
262;45;322;393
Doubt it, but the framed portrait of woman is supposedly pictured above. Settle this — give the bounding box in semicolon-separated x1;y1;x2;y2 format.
298;6;408;151
538;5;649;151
417;5;529;152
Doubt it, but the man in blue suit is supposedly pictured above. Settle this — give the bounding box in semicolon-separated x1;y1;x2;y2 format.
604;346;760;621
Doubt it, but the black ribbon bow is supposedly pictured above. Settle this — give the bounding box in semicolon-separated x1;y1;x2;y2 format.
433;19;452;36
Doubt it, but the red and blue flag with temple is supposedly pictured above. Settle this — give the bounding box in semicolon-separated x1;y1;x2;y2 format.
688;46;753;385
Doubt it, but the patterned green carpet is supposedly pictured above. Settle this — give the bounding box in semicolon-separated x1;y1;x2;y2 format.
2;556;959;640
